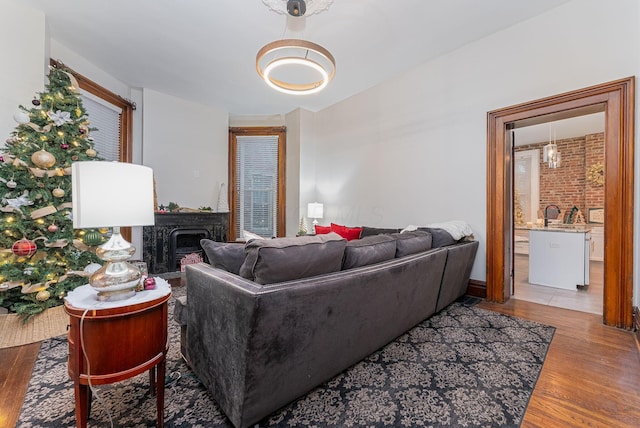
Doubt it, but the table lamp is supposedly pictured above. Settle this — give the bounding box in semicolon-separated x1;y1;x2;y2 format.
72;161;155;301
307;202;324;225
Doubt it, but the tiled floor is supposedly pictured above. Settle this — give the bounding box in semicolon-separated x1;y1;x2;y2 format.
512;254;603;315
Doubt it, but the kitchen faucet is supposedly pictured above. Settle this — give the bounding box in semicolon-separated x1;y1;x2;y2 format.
544;204;561;227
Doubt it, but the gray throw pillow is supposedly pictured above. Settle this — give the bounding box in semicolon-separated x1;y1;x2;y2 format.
342;234;397;270
200;239;245;275
417;227;457;247
392;230;433;257
359;226;401;237
239;232;347;284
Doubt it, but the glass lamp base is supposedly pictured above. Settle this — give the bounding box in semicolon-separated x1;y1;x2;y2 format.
89;228;141;302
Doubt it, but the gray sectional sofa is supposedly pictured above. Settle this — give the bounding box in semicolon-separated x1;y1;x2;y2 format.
176;227;478;428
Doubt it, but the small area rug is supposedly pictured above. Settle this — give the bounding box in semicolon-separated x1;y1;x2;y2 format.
18;288;554;427
0;305;68;349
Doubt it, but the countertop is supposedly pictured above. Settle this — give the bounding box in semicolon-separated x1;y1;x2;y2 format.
515;225;593;233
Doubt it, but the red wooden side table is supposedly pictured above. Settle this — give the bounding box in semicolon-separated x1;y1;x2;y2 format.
64;283;171;428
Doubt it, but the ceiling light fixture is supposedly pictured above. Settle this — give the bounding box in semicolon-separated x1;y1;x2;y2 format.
543;128;561;168
257;0;336;95
262;0;334;17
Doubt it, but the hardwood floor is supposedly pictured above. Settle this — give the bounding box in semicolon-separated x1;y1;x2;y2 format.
1;290;638;428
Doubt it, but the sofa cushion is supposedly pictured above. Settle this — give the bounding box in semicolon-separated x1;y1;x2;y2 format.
342;234;397;270
359;226;401;237
392;231;433;257
314;224;331;235
239;232;347;284
417;227;457;247
200;239;245;275
330;223;363;241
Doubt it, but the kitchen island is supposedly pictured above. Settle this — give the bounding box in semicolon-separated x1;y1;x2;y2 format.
527;226;591;290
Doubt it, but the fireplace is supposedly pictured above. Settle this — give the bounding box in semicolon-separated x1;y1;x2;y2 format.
169;228;210;272
143;212;228;274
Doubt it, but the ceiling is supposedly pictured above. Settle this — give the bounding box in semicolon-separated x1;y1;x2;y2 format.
14;0;572;116
514;112;605;146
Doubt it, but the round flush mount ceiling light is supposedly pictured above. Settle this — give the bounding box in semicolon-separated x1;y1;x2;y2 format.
256;39;336;95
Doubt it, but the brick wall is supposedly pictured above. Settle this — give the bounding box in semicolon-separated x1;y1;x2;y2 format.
515;132;604;223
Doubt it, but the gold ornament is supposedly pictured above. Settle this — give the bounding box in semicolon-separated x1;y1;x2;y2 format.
52;187;65;198
86;148;97;157
31;149;56;168
36;289;51;301
75;108;82;117
587;163;604;186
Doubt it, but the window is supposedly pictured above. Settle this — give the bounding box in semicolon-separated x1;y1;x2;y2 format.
50;59;133;163
514;149;540;223
229;127;286;241
50;59;134;239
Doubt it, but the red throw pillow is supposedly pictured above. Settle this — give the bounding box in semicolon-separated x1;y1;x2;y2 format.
314;225;331;235
330;223;363;241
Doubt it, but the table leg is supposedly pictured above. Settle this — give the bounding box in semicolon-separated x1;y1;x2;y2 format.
73;382;90;428
157;357;166;428
149;367;156;396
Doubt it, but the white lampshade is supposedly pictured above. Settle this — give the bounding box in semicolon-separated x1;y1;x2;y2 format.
307;202;323;219
72;161;155;228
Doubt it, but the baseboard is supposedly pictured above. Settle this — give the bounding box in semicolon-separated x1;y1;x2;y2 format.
466;279;486;299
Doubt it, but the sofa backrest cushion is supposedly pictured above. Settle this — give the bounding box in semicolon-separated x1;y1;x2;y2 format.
359;226;401;237
239;232;347;284
417;227;457;248
342;234;397;270
392;231;433;257
200;239;245;275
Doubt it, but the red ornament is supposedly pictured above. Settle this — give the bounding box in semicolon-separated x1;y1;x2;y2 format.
60;143;69;149
12;238;37;256
143;277;156;290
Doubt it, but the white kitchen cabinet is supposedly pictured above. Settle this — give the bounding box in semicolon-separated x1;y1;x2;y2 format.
590;226;604;261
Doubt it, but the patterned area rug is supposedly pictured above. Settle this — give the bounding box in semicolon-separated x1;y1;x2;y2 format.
18;287;554;427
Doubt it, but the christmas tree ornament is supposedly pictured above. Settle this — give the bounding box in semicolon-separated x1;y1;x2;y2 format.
84;263;102;274
31;149;56;168
72;155;79;161
48;224;59;233
85;148;97;157
78;127;86;134
6;179;17;189
12;238;37;257
60;143;69;149
32;98;41;106
36;289;50;301
13;110;30;124
52;187;65;198
83;230;103;246
47;110;72;126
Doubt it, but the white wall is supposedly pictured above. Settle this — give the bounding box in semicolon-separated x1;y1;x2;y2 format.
142;89;228;210
304;0;640;305
0;2;46;141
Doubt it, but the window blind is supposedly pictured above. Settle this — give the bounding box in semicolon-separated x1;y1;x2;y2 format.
80;91;122;161
235;135;279;239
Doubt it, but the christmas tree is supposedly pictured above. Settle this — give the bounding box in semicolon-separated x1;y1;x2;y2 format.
0;65;104;318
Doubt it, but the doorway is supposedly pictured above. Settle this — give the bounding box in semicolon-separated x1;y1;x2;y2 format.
511;116;605;315
486;77;634;329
